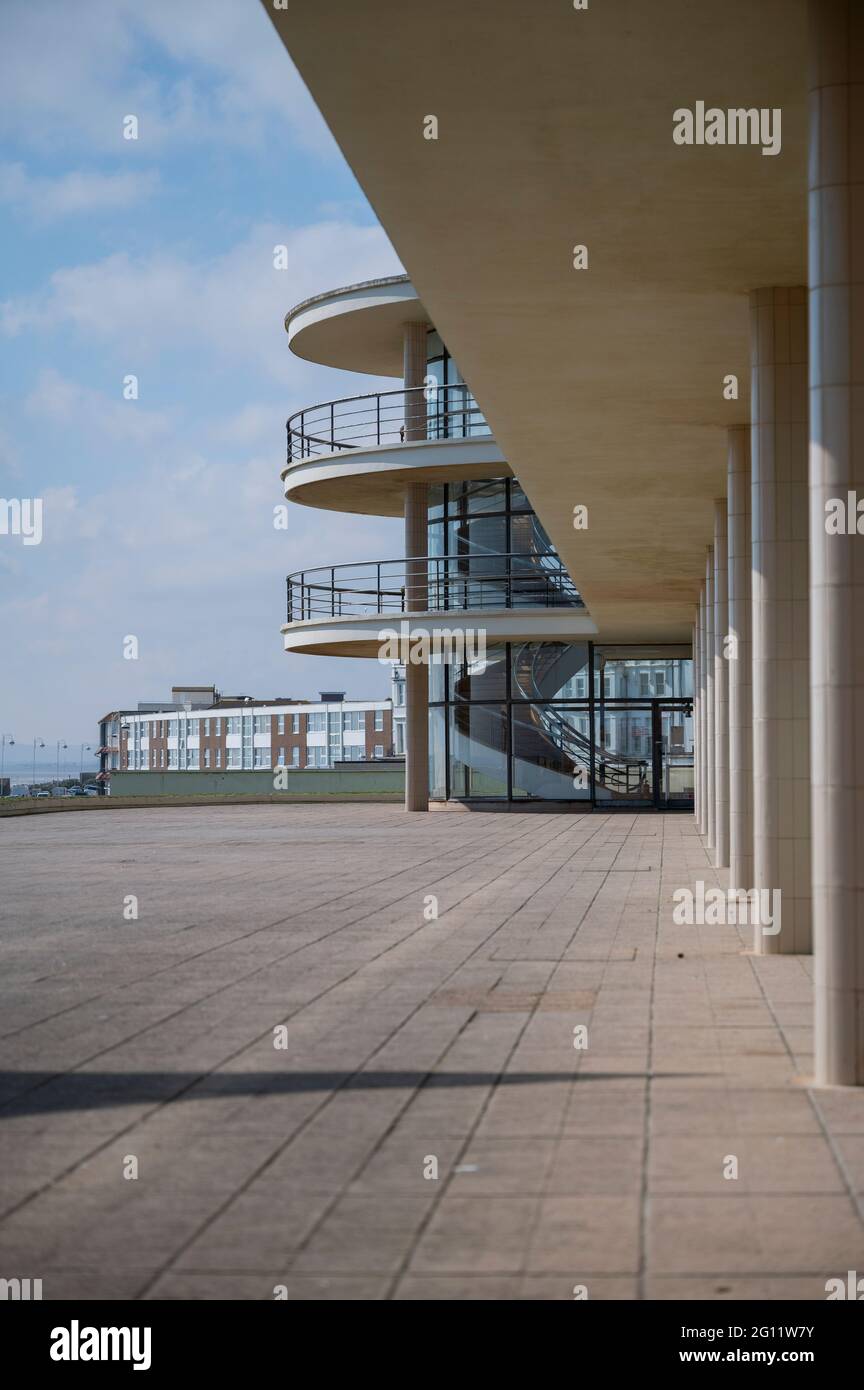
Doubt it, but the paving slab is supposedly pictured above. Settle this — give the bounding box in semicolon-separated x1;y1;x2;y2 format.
1;804;863;1299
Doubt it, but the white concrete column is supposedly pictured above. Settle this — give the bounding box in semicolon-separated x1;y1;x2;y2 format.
714;501;730;868
698;585;709;835
697;606;705;828
403;322;430;812
750;287;811;955
705;546;715;851
404;482;429;812
809;0;864;1083
727;426;753;891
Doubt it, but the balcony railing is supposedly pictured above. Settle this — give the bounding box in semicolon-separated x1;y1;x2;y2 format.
286;384;491;464
286;553;583;622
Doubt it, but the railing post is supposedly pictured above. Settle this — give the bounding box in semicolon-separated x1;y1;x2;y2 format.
377;393;381;446
330;402;335;451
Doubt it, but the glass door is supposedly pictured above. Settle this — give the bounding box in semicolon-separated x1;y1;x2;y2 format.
593;703;654;805
655;703;694;808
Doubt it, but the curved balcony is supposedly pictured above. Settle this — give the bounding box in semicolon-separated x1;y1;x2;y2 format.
283;385;505;518
285;274;424;376
286;552;583;624
287;384;490;463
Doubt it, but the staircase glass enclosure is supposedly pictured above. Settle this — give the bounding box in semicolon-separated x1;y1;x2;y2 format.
427;479;565;607
428;642;694;808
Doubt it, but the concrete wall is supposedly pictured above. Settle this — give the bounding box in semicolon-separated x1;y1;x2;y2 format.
110;769;404;798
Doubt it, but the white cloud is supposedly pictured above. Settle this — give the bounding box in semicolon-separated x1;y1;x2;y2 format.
1;357;403;734
0;0;334;157
24;369;172;446
0;162;160;221
1;220;404;381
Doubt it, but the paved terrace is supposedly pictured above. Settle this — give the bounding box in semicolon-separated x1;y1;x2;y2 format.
1;804;863;1301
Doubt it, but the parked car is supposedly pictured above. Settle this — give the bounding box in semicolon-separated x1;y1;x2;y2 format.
34;790;51;799
83;786;100;797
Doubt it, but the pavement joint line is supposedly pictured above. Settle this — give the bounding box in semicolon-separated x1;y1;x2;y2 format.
742;943;864;1233
4;808;861;1295
0;813;553;1045
138;815;611;1295
378;819;619;1294
0;814;603;1277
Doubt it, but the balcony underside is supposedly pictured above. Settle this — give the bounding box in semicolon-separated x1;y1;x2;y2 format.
282;608;597;658
283;436;508;516
286;275;423;377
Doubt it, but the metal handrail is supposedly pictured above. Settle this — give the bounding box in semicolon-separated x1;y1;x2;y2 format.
286;552;583;622
286;384;491;463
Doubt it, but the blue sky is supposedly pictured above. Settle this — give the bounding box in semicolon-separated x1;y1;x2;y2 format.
0;0;404;774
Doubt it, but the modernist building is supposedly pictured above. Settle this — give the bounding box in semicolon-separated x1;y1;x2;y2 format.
98;684;395;782
268;0;864;1088
282;277;694;810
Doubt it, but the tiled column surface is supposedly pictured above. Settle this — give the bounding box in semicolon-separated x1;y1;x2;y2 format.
698;586;709;836
713;501;730;869
405;482;429;812
728;427;753;891
692;609;701;830
403;321;428;441
705;548;716;852
809;0;864;1084
750;288;811;956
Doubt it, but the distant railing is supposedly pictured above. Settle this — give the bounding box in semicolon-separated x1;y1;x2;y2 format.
286;553;583;622
286;384;490;463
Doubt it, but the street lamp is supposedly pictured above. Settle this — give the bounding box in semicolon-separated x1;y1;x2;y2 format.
0;734;14;797
79;743;92;779
55;740;68;784
32;737;45;788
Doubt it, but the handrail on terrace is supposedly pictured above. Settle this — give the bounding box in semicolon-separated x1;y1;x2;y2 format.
286;384;491;463
285;552;583;622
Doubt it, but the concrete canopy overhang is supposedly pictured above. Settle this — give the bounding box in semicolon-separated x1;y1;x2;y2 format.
286;275;427;377
266;0;808;643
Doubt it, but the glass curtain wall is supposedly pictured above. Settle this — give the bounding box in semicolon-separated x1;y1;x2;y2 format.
426;478;572;611
425;331;486;439
429;642;693;806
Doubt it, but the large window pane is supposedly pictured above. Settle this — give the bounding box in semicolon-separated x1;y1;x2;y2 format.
595;655;693;699
511;642;589;700
593;705;653;803
659;707;694;804
452;642;507;701
428;484;445;520
447;515;507;558
429;705;447;799
450;479;507;514
510;510;554;554
449;703;508;798
511;703;591;800
429;659;447;704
